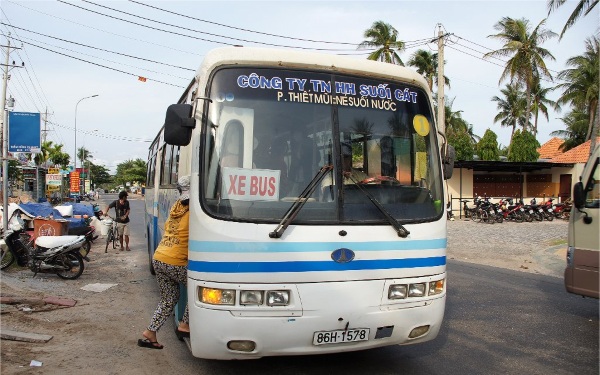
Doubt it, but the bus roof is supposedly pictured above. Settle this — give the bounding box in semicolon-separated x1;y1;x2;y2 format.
194;47;430;94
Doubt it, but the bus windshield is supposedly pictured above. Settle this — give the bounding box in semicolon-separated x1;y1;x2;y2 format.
202;67;443;224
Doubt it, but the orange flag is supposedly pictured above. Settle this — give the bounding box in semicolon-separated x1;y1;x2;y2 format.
138;76;147;82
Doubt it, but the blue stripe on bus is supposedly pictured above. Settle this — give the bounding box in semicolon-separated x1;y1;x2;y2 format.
188;256;446;273
189;238;446;253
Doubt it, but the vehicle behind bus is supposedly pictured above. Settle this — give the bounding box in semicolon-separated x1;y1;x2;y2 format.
564;144;599;298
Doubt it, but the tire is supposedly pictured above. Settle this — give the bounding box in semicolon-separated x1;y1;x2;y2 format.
545;212;554;221
1;247;15;270
112;228;118;249
55;252;85;280
80;241;91;258
514;212;524;223
476;210;488;223
495;214;504;223
523;212;534;222
147;235;156;276
105;228;113;253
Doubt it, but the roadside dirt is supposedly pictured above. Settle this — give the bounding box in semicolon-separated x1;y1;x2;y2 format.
0;210;569;374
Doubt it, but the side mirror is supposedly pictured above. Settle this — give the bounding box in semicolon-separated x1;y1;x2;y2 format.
442;144;455;180
573;181;585;209
164;104;195;146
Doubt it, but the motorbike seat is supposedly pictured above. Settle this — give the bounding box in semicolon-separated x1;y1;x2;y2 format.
36;235;85;249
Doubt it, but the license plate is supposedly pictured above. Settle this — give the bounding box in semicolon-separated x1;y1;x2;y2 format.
313;328;370;345
548;208;553;212
539;209;543;212
529;209;534;214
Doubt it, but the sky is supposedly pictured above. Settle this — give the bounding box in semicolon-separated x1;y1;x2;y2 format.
1;0;597;173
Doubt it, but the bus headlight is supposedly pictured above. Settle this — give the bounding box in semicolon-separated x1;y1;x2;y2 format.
428;279;445;295
240;290;264;305
266;290;290;306
198;287;235;305
408;283;426;297
388;284;408;299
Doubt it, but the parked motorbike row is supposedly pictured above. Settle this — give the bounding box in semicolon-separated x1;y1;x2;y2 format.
459;197;572;224
0;203;105;279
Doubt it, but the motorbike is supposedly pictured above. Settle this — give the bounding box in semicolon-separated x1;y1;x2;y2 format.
446;202;455;221
0;211;86;279
92;203;104;219
498;198;525;223
67;223;98;261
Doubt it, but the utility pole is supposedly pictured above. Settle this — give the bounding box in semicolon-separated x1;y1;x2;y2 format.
42;107;49;143
1;35;24;230
436;24;446;135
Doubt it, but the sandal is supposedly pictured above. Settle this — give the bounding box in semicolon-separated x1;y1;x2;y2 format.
137;338;163;349
175;326;190;341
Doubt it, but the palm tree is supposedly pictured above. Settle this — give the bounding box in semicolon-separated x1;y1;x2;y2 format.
485;17;557;132
358;21;405;65
550;109;589;151
440;97;480;144
77;147;93;167
555;36;599;152
491;83;528;143
33;140;54;167
530;76;558;137
547;0;598;39
407;49;451;91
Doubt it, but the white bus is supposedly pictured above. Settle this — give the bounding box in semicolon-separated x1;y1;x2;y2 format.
145;47;455;360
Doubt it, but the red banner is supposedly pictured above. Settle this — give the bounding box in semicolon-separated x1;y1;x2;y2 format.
70;172;80;193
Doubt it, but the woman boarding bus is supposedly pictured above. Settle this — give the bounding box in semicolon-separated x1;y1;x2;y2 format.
146;47;455;359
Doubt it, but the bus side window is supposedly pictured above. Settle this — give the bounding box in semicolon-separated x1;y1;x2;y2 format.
221;120;244;168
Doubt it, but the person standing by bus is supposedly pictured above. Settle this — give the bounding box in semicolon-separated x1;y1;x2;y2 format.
106;191;131;251
138;176;191;350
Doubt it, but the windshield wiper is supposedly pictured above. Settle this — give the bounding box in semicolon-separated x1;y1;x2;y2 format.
269;165;333;239
345;175;410;238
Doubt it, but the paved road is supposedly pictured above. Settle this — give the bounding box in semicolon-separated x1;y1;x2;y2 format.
447;218;569;278
1;197;596;375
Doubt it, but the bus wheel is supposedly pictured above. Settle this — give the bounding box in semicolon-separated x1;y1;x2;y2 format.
147;235;156;275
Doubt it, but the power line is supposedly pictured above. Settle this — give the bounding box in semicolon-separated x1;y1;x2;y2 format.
127;0;357;46
47;120;152;142
2;23;195;72
9;33;190;81
59;0;364;52
6;0;203;57
16;39;185;88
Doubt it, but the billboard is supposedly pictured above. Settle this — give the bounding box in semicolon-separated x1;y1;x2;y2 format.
70;171;80;193
8;112;41;153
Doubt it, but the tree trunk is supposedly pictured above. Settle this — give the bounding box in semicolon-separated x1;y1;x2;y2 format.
525;84;532;133
533;108;539;138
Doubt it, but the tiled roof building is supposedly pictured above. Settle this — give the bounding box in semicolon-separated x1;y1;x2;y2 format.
537;137;564;160
551;137;600;163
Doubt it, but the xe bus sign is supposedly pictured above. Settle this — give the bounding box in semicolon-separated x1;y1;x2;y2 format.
221;167;280;201
8;112;41;153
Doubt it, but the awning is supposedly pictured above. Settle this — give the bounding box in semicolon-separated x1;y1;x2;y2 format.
453;160;574;173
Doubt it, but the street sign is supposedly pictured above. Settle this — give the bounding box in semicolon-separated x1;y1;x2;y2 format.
46;174;62;186
8;112;41;153
70;172;80;193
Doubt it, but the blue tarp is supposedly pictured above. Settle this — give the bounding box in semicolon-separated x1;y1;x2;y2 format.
19;202;64;220
18;202;88;229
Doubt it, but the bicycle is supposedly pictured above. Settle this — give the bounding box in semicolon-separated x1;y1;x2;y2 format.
104;217;118;253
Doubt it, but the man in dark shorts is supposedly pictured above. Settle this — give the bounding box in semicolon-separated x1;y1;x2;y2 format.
106;191;131;251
